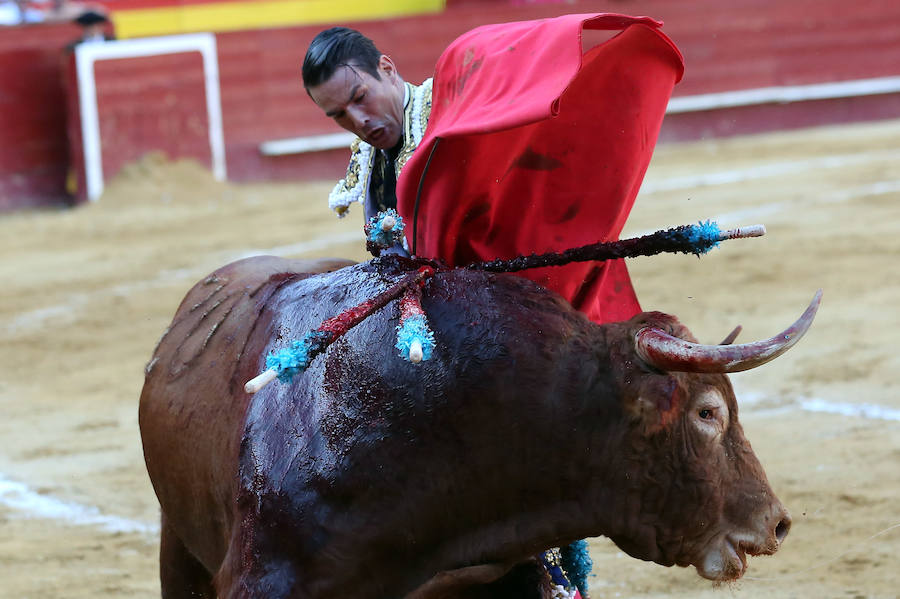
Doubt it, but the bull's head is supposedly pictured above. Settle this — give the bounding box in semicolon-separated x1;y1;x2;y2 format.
597;291;820;581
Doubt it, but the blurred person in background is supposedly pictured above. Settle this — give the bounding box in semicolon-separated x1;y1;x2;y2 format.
0;0;44;24
52;0;109;24
0;0;110;24
66;8;114;48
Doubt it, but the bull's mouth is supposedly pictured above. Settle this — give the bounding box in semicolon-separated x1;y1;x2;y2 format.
696;536;768;581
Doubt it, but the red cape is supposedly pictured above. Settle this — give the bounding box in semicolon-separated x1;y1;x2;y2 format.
397;13;684;323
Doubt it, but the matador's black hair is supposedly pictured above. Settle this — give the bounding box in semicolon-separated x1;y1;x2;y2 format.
302;27;382;89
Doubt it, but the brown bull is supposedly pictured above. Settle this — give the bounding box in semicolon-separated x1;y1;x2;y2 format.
139;255;818;598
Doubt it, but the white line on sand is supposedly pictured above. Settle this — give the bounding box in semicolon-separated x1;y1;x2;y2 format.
800;398;900;421
0;472;158;536
708;179;900;225
626;178;900;237
3;231;360;336
226;230;361;262
639;150;898;194
739;392;900;423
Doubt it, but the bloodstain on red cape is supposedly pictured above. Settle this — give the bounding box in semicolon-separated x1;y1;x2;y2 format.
397;13;684;324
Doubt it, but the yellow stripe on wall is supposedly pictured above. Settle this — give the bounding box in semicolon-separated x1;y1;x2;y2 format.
113;0;445;39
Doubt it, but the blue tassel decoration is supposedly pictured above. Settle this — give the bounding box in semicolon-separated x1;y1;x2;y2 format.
560;540;593;597
366;209;405;249
265;331;330;383
395;314;435;362
670;220;722;255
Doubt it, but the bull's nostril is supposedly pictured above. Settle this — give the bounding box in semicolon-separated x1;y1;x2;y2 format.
774;517;791;544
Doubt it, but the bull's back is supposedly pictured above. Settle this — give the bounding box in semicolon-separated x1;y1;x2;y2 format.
138;255;353;571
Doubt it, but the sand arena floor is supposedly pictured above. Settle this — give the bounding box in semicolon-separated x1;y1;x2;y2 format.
1;119;898;598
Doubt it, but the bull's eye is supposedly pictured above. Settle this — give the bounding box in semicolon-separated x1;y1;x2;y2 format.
693;391;728;436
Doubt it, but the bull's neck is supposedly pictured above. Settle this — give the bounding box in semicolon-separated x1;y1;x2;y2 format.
309;319;632;598
397;325;628;589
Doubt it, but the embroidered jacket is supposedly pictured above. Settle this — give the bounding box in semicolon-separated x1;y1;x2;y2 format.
328;78;433;219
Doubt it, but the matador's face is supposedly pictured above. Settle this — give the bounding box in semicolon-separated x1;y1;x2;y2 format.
308;56;405;150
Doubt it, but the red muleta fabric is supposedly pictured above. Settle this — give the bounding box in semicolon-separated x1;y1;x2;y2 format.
396;13;684;324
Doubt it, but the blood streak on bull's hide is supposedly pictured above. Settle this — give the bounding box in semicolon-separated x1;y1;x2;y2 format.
656;378;683;427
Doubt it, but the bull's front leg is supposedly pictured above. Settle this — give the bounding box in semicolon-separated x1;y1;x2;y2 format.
405;559;552;599
405;563;516;599
214;532;304;599
159;513;216;599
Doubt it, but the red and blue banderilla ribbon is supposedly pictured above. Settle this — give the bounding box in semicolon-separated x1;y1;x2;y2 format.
395;278;435;363
244;266;435;393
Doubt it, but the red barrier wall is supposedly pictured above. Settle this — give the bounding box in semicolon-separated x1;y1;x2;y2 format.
0;23;84;210
2;0;900;210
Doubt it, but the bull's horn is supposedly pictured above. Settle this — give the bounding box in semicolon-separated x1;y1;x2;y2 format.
635;290;822;373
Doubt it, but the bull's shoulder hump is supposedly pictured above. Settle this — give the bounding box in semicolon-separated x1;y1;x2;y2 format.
147;256;355;380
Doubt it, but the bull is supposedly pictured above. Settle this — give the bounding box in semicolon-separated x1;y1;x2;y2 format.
139;254;818;598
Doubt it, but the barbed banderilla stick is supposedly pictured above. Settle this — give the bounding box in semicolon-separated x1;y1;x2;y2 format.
245;221;765;393
244;266;436;394
467;221;766;273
